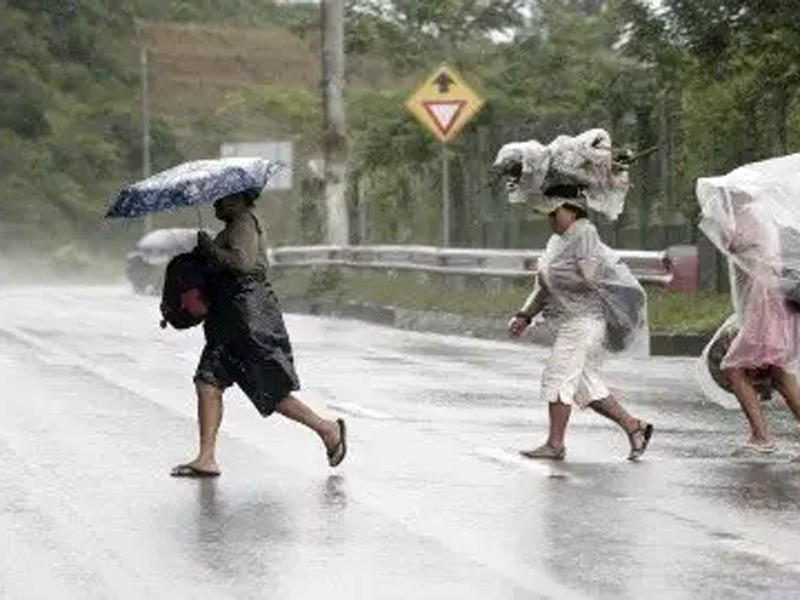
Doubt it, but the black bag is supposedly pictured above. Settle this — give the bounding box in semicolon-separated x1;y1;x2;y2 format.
159;251;208;330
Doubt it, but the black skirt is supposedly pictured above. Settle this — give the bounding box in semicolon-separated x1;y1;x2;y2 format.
195;270;300;416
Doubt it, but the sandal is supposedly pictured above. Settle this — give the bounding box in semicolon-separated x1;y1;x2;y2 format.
627;422;654;461
327;418;348;467
519;444;566;461
170;464;221;478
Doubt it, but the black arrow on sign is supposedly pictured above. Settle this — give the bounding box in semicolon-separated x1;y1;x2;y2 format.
433;71;455;93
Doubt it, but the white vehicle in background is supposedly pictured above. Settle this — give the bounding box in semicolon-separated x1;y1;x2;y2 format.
126;228;211;294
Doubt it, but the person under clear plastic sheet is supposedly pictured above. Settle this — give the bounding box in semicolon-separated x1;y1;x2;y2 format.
170;191;347;478
712;190;800;457
508;188;653;461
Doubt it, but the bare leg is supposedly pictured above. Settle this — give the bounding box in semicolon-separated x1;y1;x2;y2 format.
520;400;571;459
726;367;771;444
547;400;572;451
589;396;653;460
770;366;800;421
276;394;342;454
588;396;639;433
768;368;800;462
172;382;224;475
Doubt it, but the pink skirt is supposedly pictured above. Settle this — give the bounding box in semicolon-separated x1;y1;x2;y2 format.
723;277;799;369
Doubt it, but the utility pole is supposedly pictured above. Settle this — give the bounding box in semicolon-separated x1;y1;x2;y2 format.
321;0;349;245
139;31;153;232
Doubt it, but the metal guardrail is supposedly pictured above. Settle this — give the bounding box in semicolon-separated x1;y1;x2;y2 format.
268;245;674;286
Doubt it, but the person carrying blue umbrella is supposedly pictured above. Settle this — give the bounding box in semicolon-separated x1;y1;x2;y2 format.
108;158;347;477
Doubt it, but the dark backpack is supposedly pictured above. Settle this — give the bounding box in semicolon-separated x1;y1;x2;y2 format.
159;251;208;330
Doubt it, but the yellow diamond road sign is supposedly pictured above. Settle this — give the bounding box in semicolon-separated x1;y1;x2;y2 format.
405;64;485;143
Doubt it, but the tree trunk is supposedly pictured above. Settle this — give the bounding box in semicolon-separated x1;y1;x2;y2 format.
321;0;348;245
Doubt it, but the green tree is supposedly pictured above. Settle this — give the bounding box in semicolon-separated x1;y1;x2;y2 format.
345;0;525;72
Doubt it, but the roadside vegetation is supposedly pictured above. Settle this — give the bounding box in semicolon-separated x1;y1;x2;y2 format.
272;267;731;334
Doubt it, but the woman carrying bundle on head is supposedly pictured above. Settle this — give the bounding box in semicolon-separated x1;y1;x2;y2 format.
508;185;653;461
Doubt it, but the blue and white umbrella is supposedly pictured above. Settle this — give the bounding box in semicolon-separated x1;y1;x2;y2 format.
106;157;281;219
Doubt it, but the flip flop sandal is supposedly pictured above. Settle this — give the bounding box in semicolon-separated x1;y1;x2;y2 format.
628;422;654;461
327;418;348;467
170;464;221;478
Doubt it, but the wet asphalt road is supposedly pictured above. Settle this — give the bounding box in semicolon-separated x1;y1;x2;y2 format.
0;285;799;600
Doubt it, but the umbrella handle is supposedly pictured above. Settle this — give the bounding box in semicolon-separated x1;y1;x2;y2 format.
195;204;204;229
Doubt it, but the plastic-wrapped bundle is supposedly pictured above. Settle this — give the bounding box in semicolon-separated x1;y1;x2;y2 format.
492;128;631;220
545;129;630;220
545;129;612;186
492;139;550;204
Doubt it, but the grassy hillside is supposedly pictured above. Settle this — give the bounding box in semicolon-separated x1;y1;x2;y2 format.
136;19;418;242
0;0;413;275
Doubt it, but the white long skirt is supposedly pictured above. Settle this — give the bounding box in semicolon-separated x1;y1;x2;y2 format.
541;315;609;407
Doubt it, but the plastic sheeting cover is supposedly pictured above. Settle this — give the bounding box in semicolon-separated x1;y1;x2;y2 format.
492;128;631;220
695;153;800;405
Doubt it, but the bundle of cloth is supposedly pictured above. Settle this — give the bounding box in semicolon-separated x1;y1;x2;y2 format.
493;129;648;355
492;128;632;220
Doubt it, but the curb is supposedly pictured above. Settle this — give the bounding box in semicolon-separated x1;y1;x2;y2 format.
282;298;712;357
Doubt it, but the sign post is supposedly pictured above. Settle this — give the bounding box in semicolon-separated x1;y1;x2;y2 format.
441;144;450;246
405;64;485;246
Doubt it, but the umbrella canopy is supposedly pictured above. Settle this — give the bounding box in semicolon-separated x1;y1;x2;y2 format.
106;157;280;219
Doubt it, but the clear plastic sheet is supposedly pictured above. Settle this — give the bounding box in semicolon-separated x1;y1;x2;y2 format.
695;154;800;403
537;220;649;355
